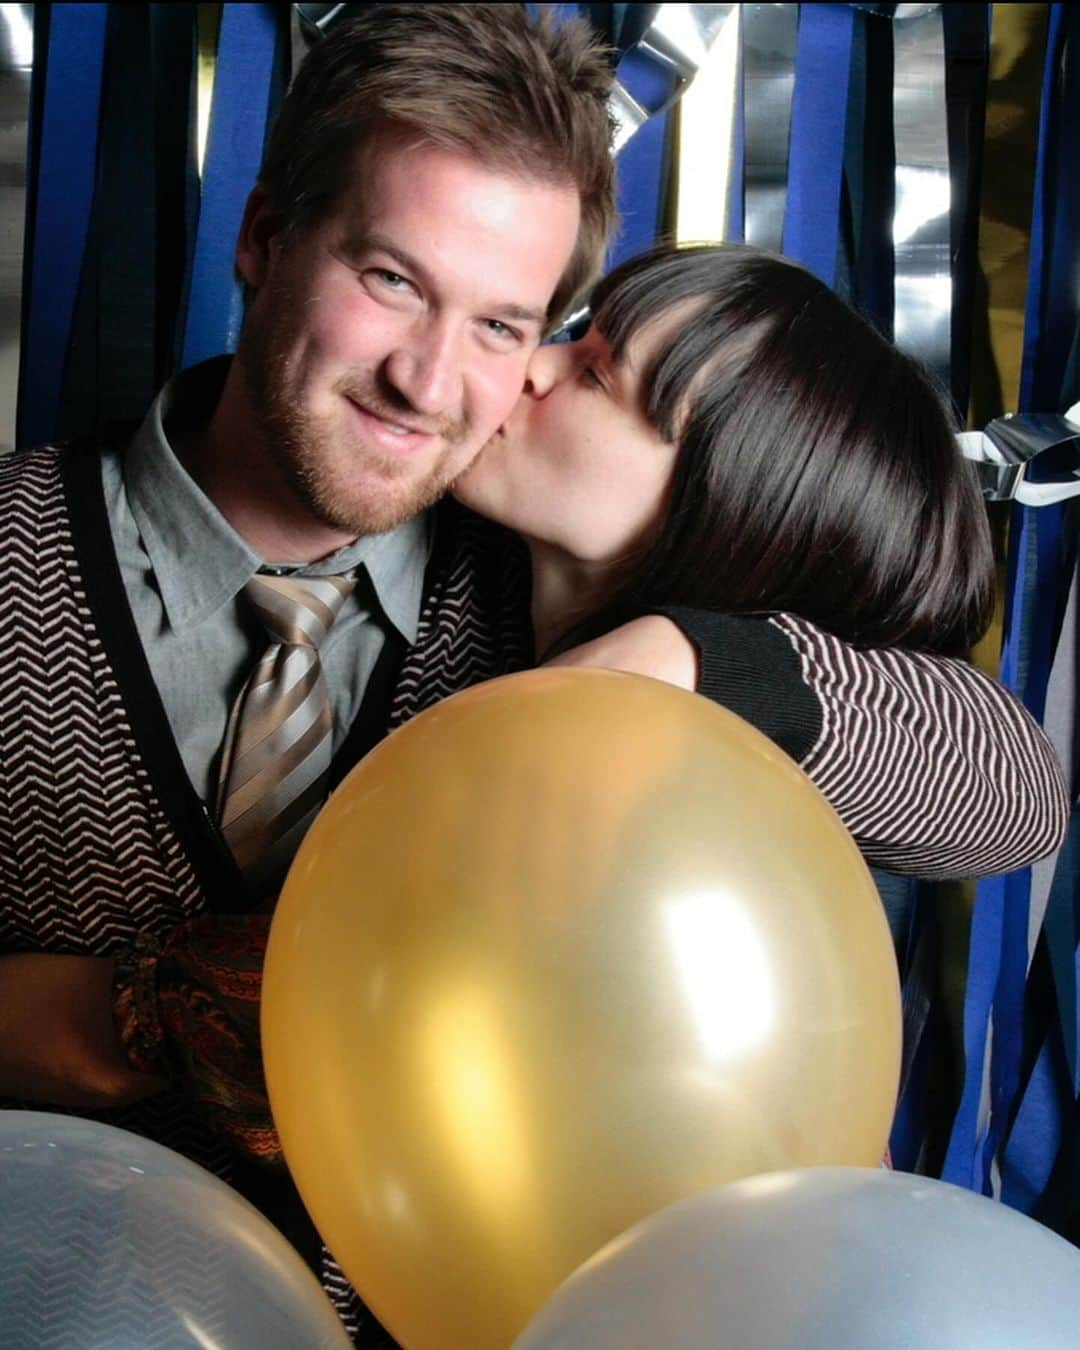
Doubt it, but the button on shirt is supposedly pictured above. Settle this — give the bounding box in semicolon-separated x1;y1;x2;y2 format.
101;356;431;807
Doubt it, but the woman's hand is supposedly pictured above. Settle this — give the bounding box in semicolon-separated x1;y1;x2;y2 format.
544;614;699;690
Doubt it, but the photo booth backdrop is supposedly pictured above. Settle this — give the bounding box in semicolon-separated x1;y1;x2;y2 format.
5;0;1080;1245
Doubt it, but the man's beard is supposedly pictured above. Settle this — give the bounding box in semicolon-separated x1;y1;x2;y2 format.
240;305;469;540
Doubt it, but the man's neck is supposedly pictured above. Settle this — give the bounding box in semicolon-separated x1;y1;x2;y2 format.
175;360;358;565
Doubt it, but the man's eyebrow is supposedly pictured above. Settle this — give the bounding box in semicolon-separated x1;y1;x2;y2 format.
495;302;548;327
340;231;548;328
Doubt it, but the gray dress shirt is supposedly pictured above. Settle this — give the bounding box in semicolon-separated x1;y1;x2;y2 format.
101;357;431;807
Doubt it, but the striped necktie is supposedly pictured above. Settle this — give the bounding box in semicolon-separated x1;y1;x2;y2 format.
217;571;357;897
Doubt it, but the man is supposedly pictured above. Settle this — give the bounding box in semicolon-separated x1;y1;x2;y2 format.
0;5;1066;1346
0;6;618;1339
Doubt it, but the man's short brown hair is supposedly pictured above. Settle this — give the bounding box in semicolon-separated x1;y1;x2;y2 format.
260;3;616;326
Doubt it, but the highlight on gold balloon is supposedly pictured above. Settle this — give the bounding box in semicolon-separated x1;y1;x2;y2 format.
262;668;902;1350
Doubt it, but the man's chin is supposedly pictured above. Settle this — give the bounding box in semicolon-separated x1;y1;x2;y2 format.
311;473;449;539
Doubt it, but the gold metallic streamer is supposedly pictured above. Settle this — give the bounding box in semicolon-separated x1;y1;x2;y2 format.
968;4;1049;675
196;3;222;179
969;3;1050;428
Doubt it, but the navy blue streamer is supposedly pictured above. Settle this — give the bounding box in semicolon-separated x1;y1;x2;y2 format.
180;3;282;368
57;5;198;442
17;4;107;448
607;14;677;270
782;4;855;287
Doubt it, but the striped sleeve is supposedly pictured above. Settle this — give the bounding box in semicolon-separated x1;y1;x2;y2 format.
769;613;1068;879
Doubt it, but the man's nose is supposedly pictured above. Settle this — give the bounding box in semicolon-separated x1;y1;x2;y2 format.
384;320;463;418
523;340;576;399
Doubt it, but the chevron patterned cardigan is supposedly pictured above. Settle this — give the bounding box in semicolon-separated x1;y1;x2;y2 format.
0;441;537;1343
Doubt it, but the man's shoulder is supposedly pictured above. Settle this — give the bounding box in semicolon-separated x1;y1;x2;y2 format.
0;426;136;561
1;423;136;492
0;441;68;500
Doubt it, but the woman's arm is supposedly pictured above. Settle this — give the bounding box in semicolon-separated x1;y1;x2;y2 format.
550;609;1068;880
763;611;1067;879
40;608;1066;1141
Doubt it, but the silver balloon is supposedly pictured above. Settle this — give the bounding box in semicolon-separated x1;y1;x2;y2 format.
0;1111;350;1349
513;1167;1080;1350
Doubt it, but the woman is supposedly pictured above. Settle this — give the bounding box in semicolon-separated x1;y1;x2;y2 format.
459;241;991;662
7;245;1066;1134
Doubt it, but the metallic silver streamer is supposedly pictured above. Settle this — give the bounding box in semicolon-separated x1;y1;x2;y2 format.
294;3;347;44
0;3;31;454
851;3;940;16
291;3;346;77
741;3;798;252
958;403;1080;506
892;5;952;387
639;3;736;80
610;3;735;152
609;79;653;155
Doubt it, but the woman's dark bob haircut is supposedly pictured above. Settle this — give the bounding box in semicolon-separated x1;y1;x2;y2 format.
585;243;994;657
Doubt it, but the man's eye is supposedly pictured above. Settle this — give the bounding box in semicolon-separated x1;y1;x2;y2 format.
483;318;520;342
372;269;410;290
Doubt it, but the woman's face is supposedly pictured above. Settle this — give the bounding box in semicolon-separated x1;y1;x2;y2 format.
452;319;679;566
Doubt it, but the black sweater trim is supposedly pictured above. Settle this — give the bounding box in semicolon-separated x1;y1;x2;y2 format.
60;441;253;912
656;606;823;764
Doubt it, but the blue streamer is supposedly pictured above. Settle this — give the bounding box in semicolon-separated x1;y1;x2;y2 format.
782;4;855;286
945;3;1080;1204
728;61;745;245
607;41;676;270
17;4;107;448
996;3;1080;1216
942;871;1007;1190
1001;1020;1070;1212
180;3;280;369
1020;4;1080;414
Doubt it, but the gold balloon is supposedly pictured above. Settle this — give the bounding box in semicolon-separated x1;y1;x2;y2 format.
263;670;901;1350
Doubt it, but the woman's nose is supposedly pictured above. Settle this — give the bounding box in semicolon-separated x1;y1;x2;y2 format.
523;340;576;399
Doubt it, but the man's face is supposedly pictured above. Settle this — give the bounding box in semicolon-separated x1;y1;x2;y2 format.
235;137;582;539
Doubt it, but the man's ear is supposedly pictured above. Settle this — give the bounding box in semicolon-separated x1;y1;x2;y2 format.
235;186;284;288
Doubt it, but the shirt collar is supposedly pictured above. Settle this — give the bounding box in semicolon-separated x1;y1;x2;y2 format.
124;356;432;643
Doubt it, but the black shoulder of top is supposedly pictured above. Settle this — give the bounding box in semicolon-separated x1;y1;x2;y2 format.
653;606;823;765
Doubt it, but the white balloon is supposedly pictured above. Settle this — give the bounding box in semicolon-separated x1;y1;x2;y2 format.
514;1167;1080;1350
0;1110;350;1349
